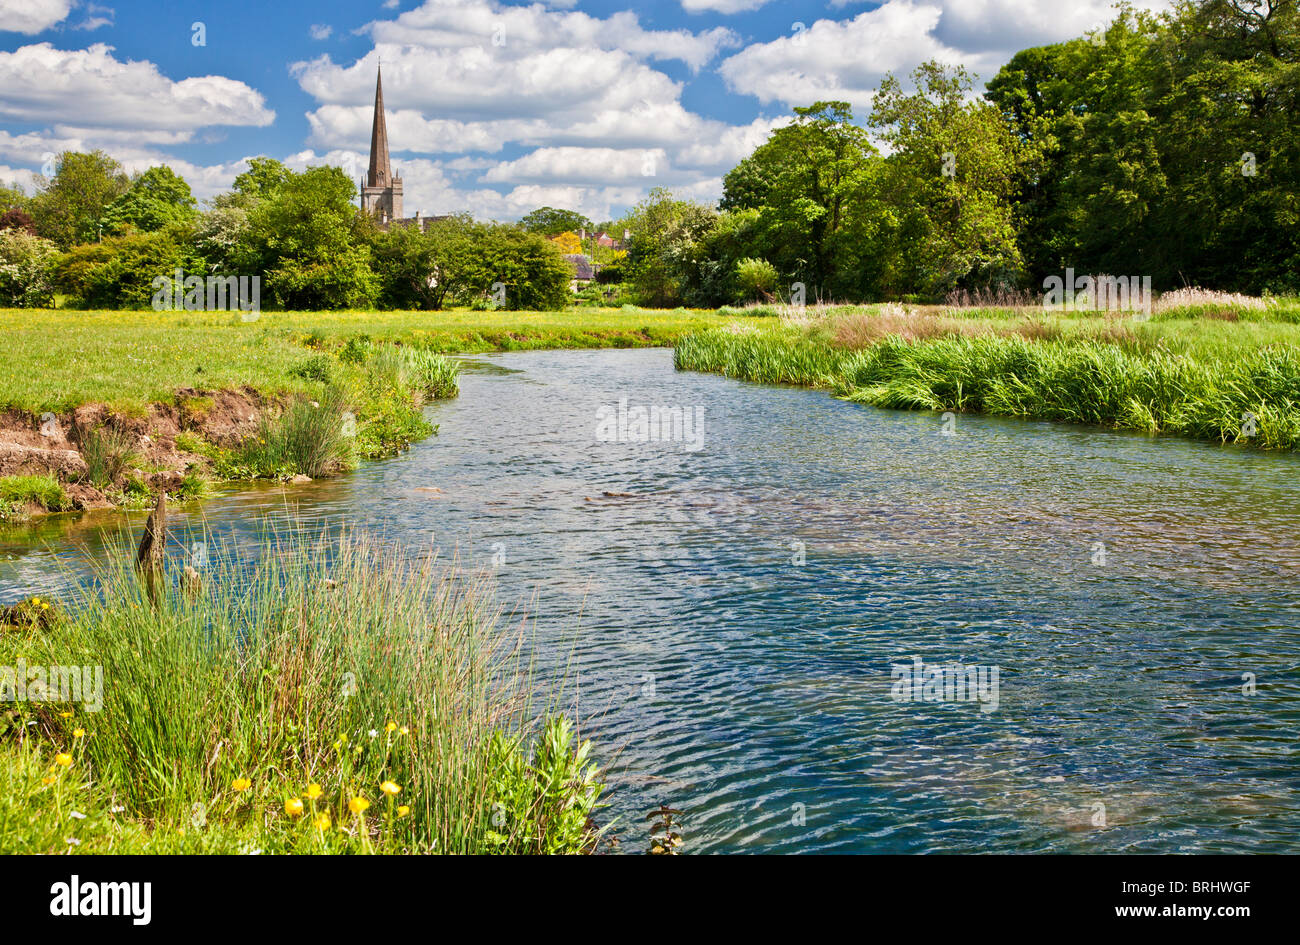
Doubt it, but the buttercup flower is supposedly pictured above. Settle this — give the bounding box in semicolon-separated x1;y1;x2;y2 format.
397;805;410;818
285;797;304;817
313;812;331;831
73;729;85;739
349;796;370;814
380;781;401;797
54;753;72;766
231;776;251;791
305;783;323;800
385;722;397;733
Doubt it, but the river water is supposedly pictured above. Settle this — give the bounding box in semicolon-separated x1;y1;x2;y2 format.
4;347;1299;853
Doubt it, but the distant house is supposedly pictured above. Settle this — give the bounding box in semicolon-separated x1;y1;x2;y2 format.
562;253;595;292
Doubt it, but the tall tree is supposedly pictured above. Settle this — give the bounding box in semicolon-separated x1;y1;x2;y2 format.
869;63;1030;297
722;101;878;298
102;165;198;235
30;151;130;248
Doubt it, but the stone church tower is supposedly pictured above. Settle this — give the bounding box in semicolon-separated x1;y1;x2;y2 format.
360;64;402;224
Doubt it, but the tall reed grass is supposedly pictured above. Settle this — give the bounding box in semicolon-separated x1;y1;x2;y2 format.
3;526;603;854
676;323;1300;450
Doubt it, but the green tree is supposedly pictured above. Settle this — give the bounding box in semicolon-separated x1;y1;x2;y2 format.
519;206;594;237
869;63;1030;297
620;188;717;307
30;151;130;248
722;101;878;298
239;165;379;310
102;165;198;235
371;218;480;310
471;225;573;310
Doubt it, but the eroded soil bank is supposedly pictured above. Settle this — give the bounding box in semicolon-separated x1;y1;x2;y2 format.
0;387;270;515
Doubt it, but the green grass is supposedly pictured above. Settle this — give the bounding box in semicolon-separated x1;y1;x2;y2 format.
0;526;604;854
0;474;71;522
0;307;738;415
676;305;1300;451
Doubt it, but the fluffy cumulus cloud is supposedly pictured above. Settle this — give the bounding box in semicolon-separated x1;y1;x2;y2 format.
290;0;773;218
679;0;771;14
0;0;74;35
724;0;1177;109
0;43;275;131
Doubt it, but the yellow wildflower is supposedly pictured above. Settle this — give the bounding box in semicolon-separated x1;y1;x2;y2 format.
313;812;331;831
54;753;72;766
231;776;251;791
305;783;323;800
385;721;397;733
348;796;370;814
73;729;85;739
397;805;410;817
380;781;401;797
285;797;304;817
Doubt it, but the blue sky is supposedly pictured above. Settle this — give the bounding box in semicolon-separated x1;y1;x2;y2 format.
0;0;1169;221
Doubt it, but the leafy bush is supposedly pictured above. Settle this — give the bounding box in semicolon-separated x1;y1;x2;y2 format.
289;354;334;383
0;230;59;308
735;257;778;302
484;716;604;854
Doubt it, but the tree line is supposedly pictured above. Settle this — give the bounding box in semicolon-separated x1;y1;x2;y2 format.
621;0;1299;307
1;0;1295;312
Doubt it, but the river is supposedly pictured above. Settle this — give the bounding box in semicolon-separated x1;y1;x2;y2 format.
4;347;1299;853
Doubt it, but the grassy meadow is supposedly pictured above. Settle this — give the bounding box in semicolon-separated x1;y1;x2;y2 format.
0;306;737;414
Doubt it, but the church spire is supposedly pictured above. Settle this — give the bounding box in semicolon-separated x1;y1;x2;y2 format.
367;63;391;188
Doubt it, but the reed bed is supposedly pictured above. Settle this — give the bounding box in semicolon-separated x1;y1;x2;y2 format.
676;308;1300;451
0;526;603;854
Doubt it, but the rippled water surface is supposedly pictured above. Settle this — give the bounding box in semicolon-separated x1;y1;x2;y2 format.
5;348;1300;853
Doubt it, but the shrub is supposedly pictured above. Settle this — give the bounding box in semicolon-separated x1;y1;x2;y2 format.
0;230;59;308
735;257;778;303
484;716;604;854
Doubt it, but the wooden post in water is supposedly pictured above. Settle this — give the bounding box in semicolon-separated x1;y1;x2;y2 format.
135;490;167;606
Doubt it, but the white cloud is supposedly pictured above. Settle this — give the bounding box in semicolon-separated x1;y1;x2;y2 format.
0;43;275;132
358;0;739;73
0;164;40;193
73;4;114;31
0;0;73;35
722;0;1176;110
680;0;771;13
309;24;332;41
482;146;670;186
719;1;973;109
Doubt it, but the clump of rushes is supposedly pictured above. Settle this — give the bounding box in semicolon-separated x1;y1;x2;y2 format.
0;523;604;854
78;425;140;490
236;384;356;479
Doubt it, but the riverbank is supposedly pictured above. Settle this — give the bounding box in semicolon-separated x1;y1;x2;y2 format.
0;529;604;854
676;300;1300;451
0;307;742;522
